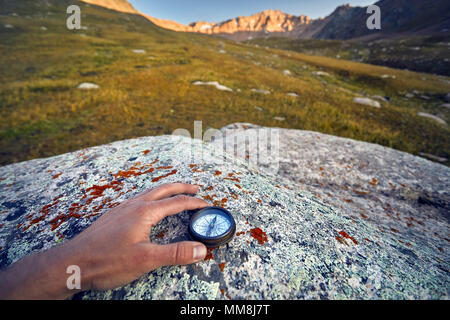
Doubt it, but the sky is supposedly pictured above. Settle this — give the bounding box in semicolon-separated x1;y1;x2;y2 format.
129;0;376;25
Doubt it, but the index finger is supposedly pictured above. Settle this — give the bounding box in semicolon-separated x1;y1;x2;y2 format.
137;183;200;202
148;195;210;223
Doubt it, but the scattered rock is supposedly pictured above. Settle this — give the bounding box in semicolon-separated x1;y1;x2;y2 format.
371;95;389;102
353;97;381;108
77;82;100;90
286;93;299;97
417;112;447;125
40;26;47;31
381;74;396;79
440;104;450;109
4;24;14;29
312;71;330;77
132;49;146;54
253;106;263;111
282;70;291;76
192;81;233;92
273;117;285;121
419;153;448;163
251;88;271;95
405;93;415;99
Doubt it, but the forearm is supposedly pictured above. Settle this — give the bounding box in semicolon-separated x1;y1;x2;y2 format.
0;241;89;300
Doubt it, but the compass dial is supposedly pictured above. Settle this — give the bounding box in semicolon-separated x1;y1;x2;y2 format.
188;207;236;247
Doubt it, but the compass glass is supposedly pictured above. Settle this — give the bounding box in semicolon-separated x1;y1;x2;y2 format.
188;207;236;247
192;213;231;237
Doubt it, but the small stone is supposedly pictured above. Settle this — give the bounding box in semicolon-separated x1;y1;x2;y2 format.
353;97;381;108
132;49;146;54
274;117;286;121
286;93;299;97
283;70;291;76
419;153;448;163
192;81;233;92
251;88;271;95
417;112;447;125
312;71;330;77
77;82;100;90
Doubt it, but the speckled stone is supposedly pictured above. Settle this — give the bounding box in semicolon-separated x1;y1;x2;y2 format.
0;133;448;300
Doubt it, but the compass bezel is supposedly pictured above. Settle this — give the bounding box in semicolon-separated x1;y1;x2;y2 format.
188;207;236;247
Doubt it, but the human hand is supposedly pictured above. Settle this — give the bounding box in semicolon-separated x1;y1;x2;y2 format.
0;183;209;299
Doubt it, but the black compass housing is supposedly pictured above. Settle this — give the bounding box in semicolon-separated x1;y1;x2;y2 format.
188;207;236;247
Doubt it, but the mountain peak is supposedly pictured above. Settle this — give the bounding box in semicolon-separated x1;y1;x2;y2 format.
81;0;138;14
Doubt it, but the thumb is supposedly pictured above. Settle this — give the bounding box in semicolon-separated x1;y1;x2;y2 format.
152;241;208;267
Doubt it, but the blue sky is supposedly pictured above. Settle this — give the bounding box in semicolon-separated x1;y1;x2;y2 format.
129;0;376;25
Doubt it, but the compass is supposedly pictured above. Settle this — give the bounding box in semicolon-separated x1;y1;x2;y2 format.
188;207;236;247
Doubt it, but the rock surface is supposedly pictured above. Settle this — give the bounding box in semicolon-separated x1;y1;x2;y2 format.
77;82;100;90
353;97;381;108
192;81;233;92
0;131;449;300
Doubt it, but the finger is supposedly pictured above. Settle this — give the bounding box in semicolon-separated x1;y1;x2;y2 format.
146;242;207;268
137;183;199;202
149;195;209;223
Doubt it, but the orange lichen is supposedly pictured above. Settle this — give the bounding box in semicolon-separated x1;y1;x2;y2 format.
204;247;217;261
52;173;62;179
142;150;151;155
337;230;359;245
151;169;178;182
248;227;268;245
156;231;165;239
219;262;226;272
369;178;378;186
202;195;214;202
214;170;222;176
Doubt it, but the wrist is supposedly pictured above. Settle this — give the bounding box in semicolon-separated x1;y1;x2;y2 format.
0;239;93;300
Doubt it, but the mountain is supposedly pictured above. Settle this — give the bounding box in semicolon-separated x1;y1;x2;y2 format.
81;0;138;14
309;0;450;40
187;10;313;41
80;0;190;31
80;0;450;41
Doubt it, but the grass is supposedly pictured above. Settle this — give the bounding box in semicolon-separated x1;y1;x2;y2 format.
0;0;449;166
246;36;450;77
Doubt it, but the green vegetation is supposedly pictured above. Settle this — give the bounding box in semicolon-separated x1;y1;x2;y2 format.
246;36;450;77
0;0;449;166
